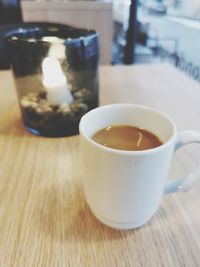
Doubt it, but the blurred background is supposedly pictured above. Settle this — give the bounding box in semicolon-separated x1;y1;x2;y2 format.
0;0;200;83
112;0;200;84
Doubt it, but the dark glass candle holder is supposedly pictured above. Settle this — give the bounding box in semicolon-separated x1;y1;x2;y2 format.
6;23;99;137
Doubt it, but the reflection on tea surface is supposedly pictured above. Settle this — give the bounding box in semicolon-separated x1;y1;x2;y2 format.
92;125;163;151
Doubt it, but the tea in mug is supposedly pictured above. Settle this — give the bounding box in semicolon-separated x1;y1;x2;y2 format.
92;125;163;151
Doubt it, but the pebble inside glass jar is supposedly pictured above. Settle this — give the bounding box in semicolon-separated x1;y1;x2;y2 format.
6;23;99;137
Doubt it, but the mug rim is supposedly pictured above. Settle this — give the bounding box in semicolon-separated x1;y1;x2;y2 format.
79;103;177;155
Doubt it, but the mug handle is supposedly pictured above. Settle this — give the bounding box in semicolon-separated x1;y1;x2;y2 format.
164;131;200;193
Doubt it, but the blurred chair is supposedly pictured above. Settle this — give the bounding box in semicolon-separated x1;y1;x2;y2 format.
124;0;138;64
0;0;22;69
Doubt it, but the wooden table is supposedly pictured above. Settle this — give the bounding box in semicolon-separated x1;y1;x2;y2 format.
1;64;200;266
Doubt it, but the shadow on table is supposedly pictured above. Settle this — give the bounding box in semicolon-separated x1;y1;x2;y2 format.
33;179;200;245
0;117;29;137
33;183;133;242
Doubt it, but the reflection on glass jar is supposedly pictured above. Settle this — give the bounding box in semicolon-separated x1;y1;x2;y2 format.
6;23;99;137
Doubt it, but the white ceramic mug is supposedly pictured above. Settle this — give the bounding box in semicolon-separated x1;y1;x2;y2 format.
79;104;200;229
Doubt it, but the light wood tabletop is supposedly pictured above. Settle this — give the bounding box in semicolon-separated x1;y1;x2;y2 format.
1;64;200;267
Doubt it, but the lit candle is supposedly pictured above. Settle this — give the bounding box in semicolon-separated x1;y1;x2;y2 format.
42;57;73;105
41;36;65;59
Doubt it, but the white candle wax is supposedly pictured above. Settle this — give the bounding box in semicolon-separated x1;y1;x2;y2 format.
42;57;73;105
41;36;65;59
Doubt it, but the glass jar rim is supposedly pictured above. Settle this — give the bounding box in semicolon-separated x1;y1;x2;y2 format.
5;23;98;44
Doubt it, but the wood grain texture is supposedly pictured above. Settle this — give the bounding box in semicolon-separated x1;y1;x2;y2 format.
0;65;200;266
